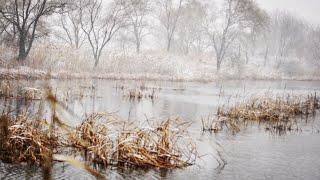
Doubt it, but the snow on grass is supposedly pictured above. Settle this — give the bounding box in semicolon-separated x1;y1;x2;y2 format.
0;45;320;81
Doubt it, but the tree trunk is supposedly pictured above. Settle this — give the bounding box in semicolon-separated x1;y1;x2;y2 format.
167;38;172;52
17;33;27;61
245;51;249;64
264;46;269;67
136;40;140;53
217;59;221;72
94;56;99;68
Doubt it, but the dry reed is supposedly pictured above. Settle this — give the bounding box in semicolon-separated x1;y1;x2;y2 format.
0;80;42;100
0;83;196;176
0;113;59;165
0;80;13;98
212;93;320;134
201;116;221;133
115;119;196;169
70;115;197;169
123;88;157;101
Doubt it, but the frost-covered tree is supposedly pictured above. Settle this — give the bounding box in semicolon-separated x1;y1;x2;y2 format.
156;0;185;52
176;0;207;54
0;14;14;44
306;27;320;67
268;12;307;68
56;1;86;49
205;0;267;71
0;0;68;61
80;0;128;68
0;15;8;37
124;0;150;53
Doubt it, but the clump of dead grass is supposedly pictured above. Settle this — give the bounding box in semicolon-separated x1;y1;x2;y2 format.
123;88;157;101
0;91;105;178
201;116;221;133
70;115;197;169
115;119;196;169
0;113;59;165
0;80;42;100
213;93;320;134
0;84;196;178
69;113;114;165
0;80;13;98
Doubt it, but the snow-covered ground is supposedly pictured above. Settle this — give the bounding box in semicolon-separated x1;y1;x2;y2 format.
1;46;319;81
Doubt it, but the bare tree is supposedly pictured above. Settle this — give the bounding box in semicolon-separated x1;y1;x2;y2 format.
157;0;185;52
80;0;127;68
206;0;267;71
0;0;67;61
269;12;306;69
307;27;320;67
124;0;150;53
0;21;19;47
56;1;85;49
0;15;8;36
261;25;271;66
176;0;207;54
240;16;269;65
0;14;11;43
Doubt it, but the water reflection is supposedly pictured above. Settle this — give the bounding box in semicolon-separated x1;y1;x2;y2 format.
1;79;320;180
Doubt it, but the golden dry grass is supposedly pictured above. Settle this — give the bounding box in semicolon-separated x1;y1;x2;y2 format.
0;113;59;165
201;116;221;133
0;80;43;100
70;115;197;169
0;86;196;173
0;80;13;98
115;119;196;169
213;93;320;134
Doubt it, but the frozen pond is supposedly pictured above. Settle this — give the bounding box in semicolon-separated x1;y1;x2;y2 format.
1;79;320;180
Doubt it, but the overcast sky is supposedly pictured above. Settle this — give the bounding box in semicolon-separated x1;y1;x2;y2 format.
255;0;320;25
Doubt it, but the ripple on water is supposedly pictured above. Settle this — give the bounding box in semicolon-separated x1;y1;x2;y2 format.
1;80;320;179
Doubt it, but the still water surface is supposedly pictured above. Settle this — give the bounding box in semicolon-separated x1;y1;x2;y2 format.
1;79;320;180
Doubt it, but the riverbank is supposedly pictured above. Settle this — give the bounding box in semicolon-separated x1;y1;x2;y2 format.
1;45;320;82
1;66;320;82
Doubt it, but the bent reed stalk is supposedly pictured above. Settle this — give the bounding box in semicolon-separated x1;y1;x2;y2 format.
0;84;197;173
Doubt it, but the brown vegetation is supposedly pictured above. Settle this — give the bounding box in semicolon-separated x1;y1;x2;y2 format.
70;115;196;169
206;93;320;134
0;113;59;165
126;89;157;101
201;116;221;133
0;80;43;100
0;87;196;174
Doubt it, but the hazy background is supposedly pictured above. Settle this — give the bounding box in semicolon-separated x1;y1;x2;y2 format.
256;0;320;25
1;0;320;81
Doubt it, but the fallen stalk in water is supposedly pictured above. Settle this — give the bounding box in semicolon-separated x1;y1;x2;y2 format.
0;98;196;174
0;112;196;169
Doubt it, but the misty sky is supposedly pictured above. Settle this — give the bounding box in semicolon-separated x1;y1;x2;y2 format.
255;0;320;25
